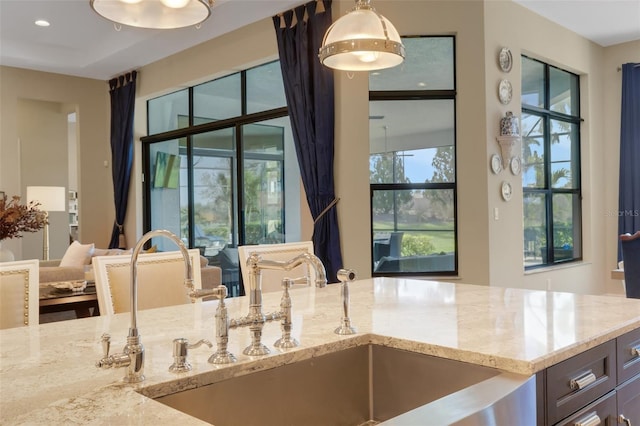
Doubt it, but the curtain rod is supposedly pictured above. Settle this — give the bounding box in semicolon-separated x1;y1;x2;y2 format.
618;64;640;71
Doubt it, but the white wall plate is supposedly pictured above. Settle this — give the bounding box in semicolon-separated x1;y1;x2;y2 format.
491;154;502;174
498;79;512;105
510;156;521;175
501;181;513;201
499;47;513;72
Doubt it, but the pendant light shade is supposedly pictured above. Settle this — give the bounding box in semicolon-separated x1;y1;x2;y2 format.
90;0;213;30
319;0;404;71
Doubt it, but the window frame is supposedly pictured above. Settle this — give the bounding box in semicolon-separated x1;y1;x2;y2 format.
142;61;289;249
521;55;582;269
369;35;458;277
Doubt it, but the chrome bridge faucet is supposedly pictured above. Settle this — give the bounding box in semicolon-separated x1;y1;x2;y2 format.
220;251;327;359
96;229;227;383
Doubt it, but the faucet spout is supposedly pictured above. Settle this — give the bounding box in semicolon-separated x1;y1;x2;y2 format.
248;252;327;295
129;230;193;334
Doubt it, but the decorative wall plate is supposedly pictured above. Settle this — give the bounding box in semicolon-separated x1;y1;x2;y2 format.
499;47;513;72
498;79;513;105
491;154;502;174
510;156;521;175
501;181;513;201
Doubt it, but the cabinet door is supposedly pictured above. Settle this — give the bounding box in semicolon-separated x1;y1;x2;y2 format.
546;340;617;424
617;328;640;384
554;390;616;426
617;374;640;426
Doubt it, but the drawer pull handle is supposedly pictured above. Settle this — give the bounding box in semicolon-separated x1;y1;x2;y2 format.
574;412;601;426
569;371;596;390
631;345;640;357
619;414;632;426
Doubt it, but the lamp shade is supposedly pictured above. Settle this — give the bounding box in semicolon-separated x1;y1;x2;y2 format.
319;0;405;71
26;186;66;212
90;0;213;30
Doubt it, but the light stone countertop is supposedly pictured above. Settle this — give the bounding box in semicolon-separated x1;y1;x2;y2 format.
2;278;640;424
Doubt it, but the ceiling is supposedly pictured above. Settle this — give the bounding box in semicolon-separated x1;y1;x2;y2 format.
0;0;638;81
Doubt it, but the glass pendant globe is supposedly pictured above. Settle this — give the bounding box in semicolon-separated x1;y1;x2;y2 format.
319;0;405;71
91;0;212;29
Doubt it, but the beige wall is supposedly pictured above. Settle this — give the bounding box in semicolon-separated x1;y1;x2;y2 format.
483;3;640;294
334;0;491;282
17;99;68;260
0;66;112;257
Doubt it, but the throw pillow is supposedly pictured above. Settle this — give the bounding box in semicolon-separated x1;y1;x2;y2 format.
59;241;95;267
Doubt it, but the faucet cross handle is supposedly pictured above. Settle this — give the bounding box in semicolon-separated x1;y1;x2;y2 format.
101;333;111;358
96;333;132;369
274;278;299;349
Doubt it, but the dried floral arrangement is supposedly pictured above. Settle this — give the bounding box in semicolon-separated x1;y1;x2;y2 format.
0;194;47;241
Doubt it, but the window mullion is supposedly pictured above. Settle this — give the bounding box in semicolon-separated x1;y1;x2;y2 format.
187;87;195;248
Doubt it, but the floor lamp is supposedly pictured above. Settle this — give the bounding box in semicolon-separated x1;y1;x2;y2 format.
26;186;66;261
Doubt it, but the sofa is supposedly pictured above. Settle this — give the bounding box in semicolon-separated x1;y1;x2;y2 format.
39;242;222;291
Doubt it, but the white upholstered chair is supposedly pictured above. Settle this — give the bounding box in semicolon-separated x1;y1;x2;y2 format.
238;241;315;293
92;249;202;315
0;259;39;329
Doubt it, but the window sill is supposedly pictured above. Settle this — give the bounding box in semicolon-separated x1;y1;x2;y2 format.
524;260;591;275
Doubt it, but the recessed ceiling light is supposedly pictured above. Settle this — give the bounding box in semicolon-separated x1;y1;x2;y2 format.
418;82;427;87
35;20;50;27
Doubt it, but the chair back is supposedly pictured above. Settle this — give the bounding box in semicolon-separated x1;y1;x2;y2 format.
0;260;39;329
92;249;202;315
238;241;314;293
620;231;640;299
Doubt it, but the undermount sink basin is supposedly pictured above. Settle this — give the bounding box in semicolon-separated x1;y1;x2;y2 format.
153;344;535;426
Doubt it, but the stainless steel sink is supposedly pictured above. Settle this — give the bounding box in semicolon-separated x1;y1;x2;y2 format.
153;344;536;425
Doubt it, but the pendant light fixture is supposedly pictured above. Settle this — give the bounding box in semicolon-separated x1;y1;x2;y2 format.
90;0;214;30
319;0;404;71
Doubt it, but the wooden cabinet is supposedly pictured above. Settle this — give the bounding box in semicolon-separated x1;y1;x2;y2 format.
617;375;640;426
545;341;616;424
538;328;640;425
617;328;640;384
617;327;640;426
555;391;616;426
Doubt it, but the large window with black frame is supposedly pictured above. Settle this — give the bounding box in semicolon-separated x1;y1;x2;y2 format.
369;36;458;276
144;61;305;295
521;56;582;268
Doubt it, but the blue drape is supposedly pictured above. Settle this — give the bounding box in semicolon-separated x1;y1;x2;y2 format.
621;233;640;299
108;71;137;249
273;0;343;283
618;63;640;260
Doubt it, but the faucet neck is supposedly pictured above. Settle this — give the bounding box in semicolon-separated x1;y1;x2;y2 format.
129;230;193;332
247;251;328;296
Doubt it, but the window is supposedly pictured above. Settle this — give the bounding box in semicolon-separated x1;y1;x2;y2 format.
370;36;457;276
144;61;302;294
522;56;582;268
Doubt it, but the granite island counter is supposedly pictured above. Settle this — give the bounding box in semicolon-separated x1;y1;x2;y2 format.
2;278;640;425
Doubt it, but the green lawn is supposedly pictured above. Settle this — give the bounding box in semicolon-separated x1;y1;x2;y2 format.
373;221;456;254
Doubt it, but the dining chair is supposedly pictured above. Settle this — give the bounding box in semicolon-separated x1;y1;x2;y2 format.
0;259;39;329
92;249;202;315
238;241;315;293
620;231;640;299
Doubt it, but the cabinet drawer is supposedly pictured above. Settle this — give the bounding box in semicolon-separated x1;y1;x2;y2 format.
547;340;617;425
617;328;640;384
617;373;640;426
554;390;616;426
